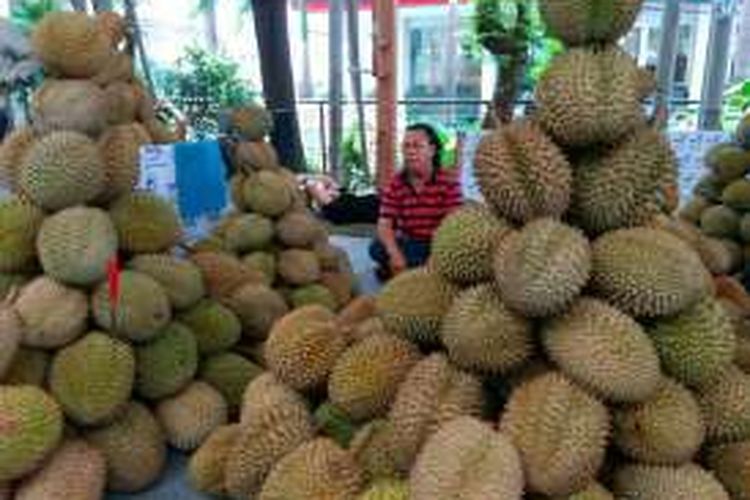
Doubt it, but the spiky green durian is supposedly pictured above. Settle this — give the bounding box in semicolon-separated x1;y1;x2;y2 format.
36;206;117;287
84;402;166;493
18;131;105;210
49;332;135;426
589;227;710;317
242;170;294;217
538;0;643;46
188;424;240;496
223;395;314;499
14;276;88;349
0;386;63;482
0;299;21;379
376;267;456;345
135;322;199;400
495;218;591;317
289;283;339;311
536;47;647;147
97;123;151;202
679;195;711;224
155;381;228;451
109;191;182;254
233;141;279;173
0;126;35;190
701;205;741;239
328;332;420;421
277;249;321;285
178;299;242;354
224;213;274;253
275;210;327;248
31;78;107;137
31;11;112;78
571;127;677;235
200;352;264;410
2;347;50;386
242;251;276;286
613;378;704;465
385;353;484;475
648;296;735;387
190;251;264;299
441;284;532;374
129;254;206;310
358;480;409;500
265;305;349;391
707;143;750;182
239;371;313;426
14;439;106;500
429;202;512;285
499;372;610;496
694;174;728;203
612;463;729;500
0;197;43;273
227;103;273;141
259;438;365;500
91;270;172;343
473;121;572;223
706;440;750;500
543;297;660;402
722;178;750;211
410;416;523;500
696;365;750;444
222;282;288;340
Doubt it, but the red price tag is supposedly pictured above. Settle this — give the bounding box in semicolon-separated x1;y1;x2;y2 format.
107;255;121;313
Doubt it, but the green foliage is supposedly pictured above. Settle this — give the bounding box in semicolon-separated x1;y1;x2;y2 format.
10;0;60;33
467;0;562;93
153;46;258;139
340;127;372;194
722;80;750;131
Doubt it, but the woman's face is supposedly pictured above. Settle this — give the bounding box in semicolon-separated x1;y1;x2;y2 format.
402;129;435;178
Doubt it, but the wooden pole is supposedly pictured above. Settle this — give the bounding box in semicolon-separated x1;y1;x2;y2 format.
373;0;397;192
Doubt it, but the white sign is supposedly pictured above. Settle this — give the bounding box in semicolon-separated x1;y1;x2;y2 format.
138;144;177;204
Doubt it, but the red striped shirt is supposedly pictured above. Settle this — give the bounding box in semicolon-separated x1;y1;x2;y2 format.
380;170;463;240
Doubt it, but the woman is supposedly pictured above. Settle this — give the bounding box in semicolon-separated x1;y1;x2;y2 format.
370;123;463;279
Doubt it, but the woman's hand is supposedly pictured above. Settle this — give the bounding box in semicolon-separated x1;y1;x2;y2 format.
388;251;407;275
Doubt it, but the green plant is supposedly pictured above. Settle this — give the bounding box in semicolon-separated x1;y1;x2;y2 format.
722;80;750;132
340;127;372;194
468;0;561;125
153;46;258;139
10;0;60;33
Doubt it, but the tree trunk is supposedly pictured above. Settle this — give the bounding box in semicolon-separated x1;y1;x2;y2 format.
93;0;114;11
251;0;306;171
203;0;219;52
123;0;156;95
70;0;88;11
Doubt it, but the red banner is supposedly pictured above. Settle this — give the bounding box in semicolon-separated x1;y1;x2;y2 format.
303;0;469;12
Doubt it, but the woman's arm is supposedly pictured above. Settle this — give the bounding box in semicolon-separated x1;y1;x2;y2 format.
377;217;406;274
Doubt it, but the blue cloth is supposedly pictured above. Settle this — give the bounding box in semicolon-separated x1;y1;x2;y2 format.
173;141;229;223
369;237;431;269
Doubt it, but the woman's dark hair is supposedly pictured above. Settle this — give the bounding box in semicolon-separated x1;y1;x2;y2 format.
405;122;443;171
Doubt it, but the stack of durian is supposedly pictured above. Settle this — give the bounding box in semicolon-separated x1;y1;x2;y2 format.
185;1;750;499
0;11;270;498
677;112;750;276
186;103;358;325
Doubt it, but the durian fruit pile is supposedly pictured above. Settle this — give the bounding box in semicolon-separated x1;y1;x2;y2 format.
0;11;264;498
677;112;750;277
186;1;750;499
186;102;358;332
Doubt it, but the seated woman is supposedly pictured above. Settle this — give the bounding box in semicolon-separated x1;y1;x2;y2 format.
370;123;463;279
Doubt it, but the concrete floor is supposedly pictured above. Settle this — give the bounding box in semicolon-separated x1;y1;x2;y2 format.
107;236;377;500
